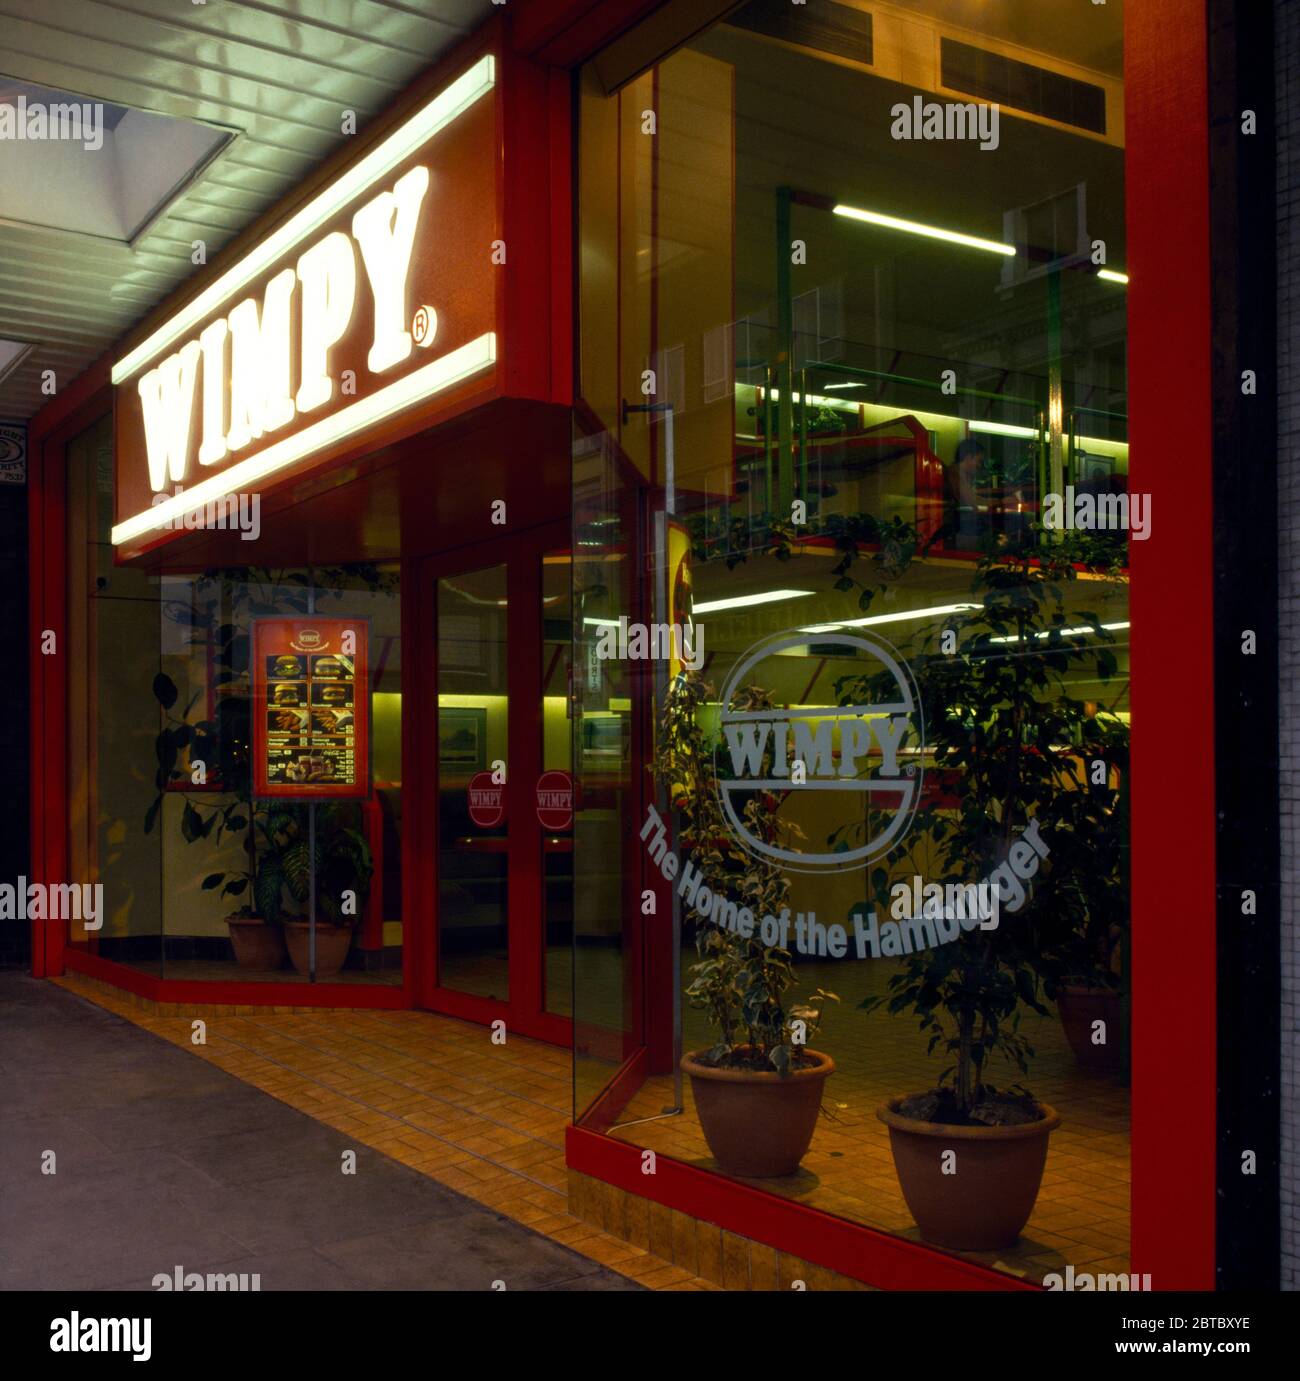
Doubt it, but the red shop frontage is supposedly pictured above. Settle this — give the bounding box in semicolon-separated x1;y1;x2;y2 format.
24;0;1224;1292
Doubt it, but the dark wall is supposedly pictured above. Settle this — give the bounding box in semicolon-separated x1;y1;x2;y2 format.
0;482;29;967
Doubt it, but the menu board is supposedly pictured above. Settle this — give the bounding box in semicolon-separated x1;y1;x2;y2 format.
252;618;370;799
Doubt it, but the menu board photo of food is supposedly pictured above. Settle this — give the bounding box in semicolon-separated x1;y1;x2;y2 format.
252;618;370;799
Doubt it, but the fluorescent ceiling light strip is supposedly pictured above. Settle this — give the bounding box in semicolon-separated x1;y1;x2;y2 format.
692;589;813;615
749;398;1128;454
800;602;980;634
969;420;1036;439
968;420;1127;453
833;203;1015;257
989;620;1130;644
1097;269;1129;284
111;55;496;385
111;332;495;545
764;388;857;413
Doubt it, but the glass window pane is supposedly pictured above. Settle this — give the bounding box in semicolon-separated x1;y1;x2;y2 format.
437;565;509;1000
543;552;574;1017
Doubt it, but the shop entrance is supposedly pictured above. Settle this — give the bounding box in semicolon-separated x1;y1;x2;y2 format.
420;521;573;1046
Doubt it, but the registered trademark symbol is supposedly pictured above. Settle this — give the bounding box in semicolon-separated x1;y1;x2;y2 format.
412;305;438;347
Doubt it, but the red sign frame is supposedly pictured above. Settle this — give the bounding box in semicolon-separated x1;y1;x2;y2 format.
252;617;371;799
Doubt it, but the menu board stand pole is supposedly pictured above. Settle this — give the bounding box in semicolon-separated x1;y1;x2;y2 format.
307;575;317;984
308;802;317;983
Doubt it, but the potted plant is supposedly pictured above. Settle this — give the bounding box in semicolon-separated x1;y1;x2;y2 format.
190;803;372;979
1041;732;1130;1073
655;670;837;1179
270;802;374;979
207;851;286;974
222;907;286;969
848;537;1127;1250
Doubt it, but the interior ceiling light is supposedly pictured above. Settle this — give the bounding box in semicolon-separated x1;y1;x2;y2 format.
833;202;1015;256
990;621;1130;644
1097;268;1129;284
801;603;980;634
968;420;1037;438
0;79;231;246
692;590;814;615
968;419;1125;453
0;337;35;388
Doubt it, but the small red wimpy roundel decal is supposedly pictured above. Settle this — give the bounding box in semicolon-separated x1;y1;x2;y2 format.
535;770;573;831
468;771;506;828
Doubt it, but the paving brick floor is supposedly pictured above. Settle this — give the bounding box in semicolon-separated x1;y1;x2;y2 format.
34;973;718;1290
0;972;652;1291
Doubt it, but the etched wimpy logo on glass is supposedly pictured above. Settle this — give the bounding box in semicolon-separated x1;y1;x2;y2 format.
715;631;923;874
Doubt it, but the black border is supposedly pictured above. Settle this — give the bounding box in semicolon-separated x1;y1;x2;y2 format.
1208;0;1280;1290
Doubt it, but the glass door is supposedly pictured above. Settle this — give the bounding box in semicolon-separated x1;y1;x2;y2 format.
435;563;510;1001
541;550;574;1017
426;522;572;1045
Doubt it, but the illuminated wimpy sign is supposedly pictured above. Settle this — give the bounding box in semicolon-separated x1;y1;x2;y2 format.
111;54;499;548
136;166;430;491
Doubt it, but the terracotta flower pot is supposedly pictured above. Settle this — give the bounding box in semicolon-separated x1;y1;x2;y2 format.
283;919;353;978
877;1096;1060;1251
681;1048;834;1178
226;915;286;971
1057;986;1125;1072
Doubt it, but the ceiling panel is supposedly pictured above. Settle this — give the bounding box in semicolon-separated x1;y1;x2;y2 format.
0;0;497;420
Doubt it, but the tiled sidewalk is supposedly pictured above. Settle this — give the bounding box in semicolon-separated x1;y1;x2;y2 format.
51;974;717;1291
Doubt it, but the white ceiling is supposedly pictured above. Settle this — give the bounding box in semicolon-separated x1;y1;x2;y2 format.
0;0;498;421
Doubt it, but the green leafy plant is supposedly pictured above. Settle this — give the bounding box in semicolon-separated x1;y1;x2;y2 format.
205;801;373;927
654;670;837;1075
146;666;258;914
751;399;849;437
148;674;374;928
974;445;1035;494
144;565;391;926
847;535;1130;1122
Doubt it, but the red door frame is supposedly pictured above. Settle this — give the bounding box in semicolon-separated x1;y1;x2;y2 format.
566;0;1218;1293
27;373;108;980
1126;0;1216;1291
414;519;573;1047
